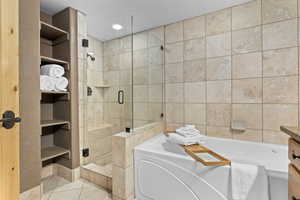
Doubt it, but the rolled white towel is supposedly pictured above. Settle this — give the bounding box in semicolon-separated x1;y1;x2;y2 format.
55;76;69;91
41;64;65;77
40;75;56;91
167;133;205;146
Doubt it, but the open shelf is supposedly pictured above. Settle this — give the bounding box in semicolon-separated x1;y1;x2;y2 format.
40;21;69;41
41;56;69;66
41;120;70;128
41;146;70;162
41;90;69;94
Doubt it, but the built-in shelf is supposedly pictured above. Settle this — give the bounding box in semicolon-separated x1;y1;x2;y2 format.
41;56;69;67
41;91;70;101
41;120;70;128
41;90;69;94
40;21;69;41
41;146;70;162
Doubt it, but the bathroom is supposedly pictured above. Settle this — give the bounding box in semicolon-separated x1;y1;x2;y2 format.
0;0;299;199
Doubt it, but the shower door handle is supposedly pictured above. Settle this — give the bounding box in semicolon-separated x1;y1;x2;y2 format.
118;90;124;104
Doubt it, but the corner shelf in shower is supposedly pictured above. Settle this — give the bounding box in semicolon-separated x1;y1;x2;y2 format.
95;85;110;88
41;145;70;162
40;21;69;43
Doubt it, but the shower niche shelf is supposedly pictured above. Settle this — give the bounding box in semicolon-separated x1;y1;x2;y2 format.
95;85;110;88
41;145;70;162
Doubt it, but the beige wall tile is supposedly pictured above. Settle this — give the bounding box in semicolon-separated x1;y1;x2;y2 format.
165;42;184;64
166;103;184;123
133;67;148;85
133;32;148;50
133;49;147;68
166;123;184;132
207;56;231;80
133;103;149;121
232;26;262;54
263;76;298;104
207;104;231;126
262;0;297;24
165;83;184;103
207;126;233;139
183;59;206;82
149;66;163;84
233;129;263;142
206;8;231;35
148;27;164;47
263;130;290;145
184;38;206;61
165;63;184;83
133;85;148;103
232;0;261;30
263;19;298;50
148;47;163;66
119;52;132;70
207;32;231;58
232;78;262;103
165;22;183;44
184;16;206;40
232;52;262;79
263;47;298;77
148;103;163;121
232;104;262;129
184;82;206;103
207;80;231;103
149;85;163;103
112;165;134;198
263;104;298;131
185;104;206;125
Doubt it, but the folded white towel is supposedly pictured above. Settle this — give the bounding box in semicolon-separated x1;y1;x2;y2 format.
55;76;68;91
41;64;65;77
176;125;202;137
167;133;205;146
231;163;269;200
40;75;56;91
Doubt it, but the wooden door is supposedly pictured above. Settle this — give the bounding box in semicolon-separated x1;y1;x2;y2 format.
0;0;20;199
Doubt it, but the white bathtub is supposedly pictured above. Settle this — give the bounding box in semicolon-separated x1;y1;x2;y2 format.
134;134;288;200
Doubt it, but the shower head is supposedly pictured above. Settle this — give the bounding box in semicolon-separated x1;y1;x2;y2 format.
87;52;96;61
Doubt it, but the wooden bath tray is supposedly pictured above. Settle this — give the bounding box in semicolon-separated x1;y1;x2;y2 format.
164;131;231;166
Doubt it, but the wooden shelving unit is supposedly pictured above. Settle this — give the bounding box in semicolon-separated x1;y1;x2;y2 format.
39;9;78;168
41;146;70;162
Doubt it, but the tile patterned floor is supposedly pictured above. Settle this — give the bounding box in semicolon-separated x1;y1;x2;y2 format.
42;176;112;200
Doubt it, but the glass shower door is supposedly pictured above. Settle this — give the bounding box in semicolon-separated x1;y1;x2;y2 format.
80;15;133;169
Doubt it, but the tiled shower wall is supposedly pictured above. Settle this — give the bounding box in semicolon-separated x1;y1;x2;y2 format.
164;0;299;145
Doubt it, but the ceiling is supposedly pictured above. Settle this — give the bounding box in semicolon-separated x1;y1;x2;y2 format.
41;0;252;41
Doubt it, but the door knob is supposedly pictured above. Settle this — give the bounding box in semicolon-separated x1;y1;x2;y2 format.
0;110;21;129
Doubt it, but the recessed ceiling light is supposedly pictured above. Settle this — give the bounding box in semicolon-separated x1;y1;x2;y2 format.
112;24;123;30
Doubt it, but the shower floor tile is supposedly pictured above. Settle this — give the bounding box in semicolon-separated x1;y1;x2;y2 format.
42;175;112;200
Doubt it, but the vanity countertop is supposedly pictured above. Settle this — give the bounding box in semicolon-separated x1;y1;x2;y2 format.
280;126;300;143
